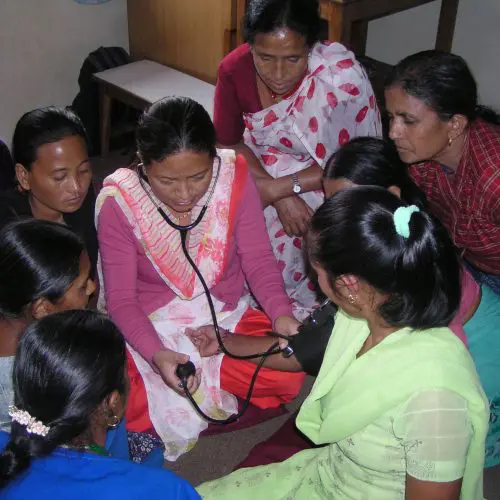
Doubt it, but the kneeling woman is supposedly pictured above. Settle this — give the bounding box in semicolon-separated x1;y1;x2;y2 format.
0;310;199;499
96;96;304;460
198;188;489;499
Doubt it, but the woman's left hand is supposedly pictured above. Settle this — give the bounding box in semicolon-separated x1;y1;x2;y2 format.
186;326;227;357
274;316;301;336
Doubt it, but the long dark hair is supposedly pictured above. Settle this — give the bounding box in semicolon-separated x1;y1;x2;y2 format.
386;50;500;124
243;0;321;47
309;187;460;329
136;96;216;166
324;137;428;208
0;219;84;320
12;106;89;170
0;310;126;488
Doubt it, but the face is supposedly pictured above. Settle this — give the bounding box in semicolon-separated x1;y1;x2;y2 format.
16;135;92;215
252;28;309;96
385;86;453;164
322;178;357;199
145;150;214;214
53;252;96;312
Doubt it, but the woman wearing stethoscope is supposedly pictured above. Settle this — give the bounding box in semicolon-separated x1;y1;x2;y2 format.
96;96;304;461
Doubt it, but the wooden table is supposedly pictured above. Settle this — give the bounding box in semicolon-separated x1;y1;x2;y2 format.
93;60;215;157
236;0;459;56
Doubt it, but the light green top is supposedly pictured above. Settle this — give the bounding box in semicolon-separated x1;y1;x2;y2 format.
198;311;489;499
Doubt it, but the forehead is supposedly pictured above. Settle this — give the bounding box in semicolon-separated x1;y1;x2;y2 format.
148;150;212;178
253;28;307;55
384;87;436;117
32;135;88;172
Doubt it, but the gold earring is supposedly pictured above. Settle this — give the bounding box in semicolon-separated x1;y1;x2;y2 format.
107;414;120;430
348;294;357;305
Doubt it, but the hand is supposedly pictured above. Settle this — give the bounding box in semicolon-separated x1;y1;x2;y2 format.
274;315;301;336
186;325;227;357
274;196;313;237
153;349;201;396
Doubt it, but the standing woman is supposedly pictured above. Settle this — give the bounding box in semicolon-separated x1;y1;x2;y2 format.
0;106;98;273
385;50;500;294
214;0;381;314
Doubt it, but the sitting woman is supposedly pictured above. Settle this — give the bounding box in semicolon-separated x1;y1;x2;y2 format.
324;137;500;467
214;0;381;314
0;310;199;499
385;50;500;294
96;96;304;460
0;106;98;273
198;187;489;499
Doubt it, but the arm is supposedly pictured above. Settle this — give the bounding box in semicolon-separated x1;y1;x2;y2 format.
233;164;295;324
394;389;471;500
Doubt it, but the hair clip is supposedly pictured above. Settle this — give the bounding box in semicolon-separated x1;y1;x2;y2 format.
9;406;50;437
393;205;420;238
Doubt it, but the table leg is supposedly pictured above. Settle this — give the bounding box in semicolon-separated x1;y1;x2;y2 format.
99;86;112;158
435;0;460;52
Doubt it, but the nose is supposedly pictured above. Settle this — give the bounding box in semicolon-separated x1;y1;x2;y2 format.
87;278;96;297
274;60;285;82
177;182;190;201
388;119;402;141
69;175;82;196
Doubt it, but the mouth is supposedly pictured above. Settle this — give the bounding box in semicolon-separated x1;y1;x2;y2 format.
66;196;84;205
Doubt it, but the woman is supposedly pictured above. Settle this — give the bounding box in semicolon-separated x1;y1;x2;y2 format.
96;96;304;460
385;50;500;293
0;310;199;499
0;106;98;273
0;219;95;430
198;187;489;499
214;0;381;314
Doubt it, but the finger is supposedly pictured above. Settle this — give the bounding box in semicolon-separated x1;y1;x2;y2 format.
283;223;294;237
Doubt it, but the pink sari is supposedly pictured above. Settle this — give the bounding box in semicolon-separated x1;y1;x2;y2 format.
244;42;382;317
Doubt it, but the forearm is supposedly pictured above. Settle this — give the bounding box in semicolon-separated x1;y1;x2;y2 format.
223;334;303;372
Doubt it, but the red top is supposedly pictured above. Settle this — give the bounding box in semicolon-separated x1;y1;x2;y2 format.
97;157;294;365
409;119;500;274
213;44;262;145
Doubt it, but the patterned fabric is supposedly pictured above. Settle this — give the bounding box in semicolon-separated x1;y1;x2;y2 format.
243;42;381;317
96;151;247;460
198;311;489;499
127;431;164;464
409;118;500;275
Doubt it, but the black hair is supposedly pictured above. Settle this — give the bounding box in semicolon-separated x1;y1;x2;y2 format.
0;310;126;488
12;106;89;170
324;137;428;209
136;96;217;166
243;0;321;47
309;187;460;330
0;219;84;320
386;50;500;124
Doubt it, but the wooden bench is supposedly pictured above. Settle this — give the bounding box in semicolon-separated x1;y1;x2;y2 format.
93;60;216;157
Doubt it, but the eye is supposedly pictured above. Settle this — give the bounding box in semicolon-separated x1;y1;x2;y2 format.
287;57;300;63
53;174;67;182
403;119;416;125
192;173;207;182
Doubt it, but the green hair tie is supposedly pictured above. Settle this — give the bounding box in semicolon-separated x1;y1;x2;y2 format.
393;205;420;238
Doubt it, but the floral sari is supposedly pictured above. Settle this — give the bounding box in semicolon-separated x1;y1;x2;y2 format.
244;42;381;317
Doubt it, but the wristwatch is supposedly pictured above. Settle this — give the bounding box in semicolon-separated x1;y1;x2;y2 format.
292;172;302;194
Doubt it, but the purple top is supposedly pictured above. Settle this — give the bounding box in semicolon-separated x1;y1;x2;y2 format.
97;168;293;366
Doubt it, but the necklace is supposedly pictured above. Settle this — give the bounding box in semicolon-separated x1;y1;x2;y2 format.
173;210;192;223
266;72;307;103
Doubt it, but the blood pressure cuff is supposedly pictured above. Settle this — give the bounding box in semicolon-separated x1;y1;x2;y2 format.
288;303;337;376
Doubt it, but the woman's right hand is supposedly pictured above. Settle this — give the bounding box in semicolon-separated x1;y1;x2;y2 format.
274;196;313;237
153;349;201;396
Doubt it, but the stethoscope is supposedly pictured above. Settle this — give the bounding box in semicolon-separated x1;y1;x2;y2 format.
138;157;289;424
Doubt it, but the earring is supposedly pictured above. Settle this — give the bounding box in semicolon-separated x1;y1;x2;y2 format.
107;414;120;430
448;136;453;147
348;294;357;305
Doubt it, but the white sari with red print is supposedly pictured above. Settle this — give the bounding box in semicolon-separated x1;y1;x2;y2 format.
244;42;381;317
96;150;245;460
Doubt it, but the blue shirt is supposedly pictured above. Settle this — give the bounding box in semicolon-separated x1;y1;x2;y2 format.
0;432;199;499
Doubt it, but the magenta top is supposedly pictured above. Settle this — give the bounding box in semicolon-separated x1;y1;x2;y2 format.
97;167;294;366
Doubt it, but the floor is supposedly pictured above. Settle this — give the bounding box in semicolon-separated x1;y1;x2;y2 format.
92;152;500;498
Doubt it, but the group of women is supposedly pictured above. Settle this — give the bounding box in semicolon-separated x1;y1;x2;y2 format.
0;0;498;498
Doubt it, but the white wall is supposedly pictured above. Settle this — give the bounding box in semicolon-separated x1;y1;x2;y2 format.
0;0;129;141
366;0;500;110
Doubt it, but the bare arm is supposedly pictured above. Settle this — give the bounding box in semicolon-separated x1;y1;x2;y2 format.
220;141;323;207
406;476;462;500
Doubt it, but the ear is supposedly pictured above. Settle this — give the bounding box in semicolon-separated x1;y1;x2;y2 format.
31;298;55;319
105;390;126;419
15;163;31;191
336;274;359;294
449;114;468;139
387;185;402;199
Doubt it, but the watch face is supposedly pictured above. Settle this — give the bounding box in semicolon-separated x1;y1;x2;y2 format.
293;184;301;194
